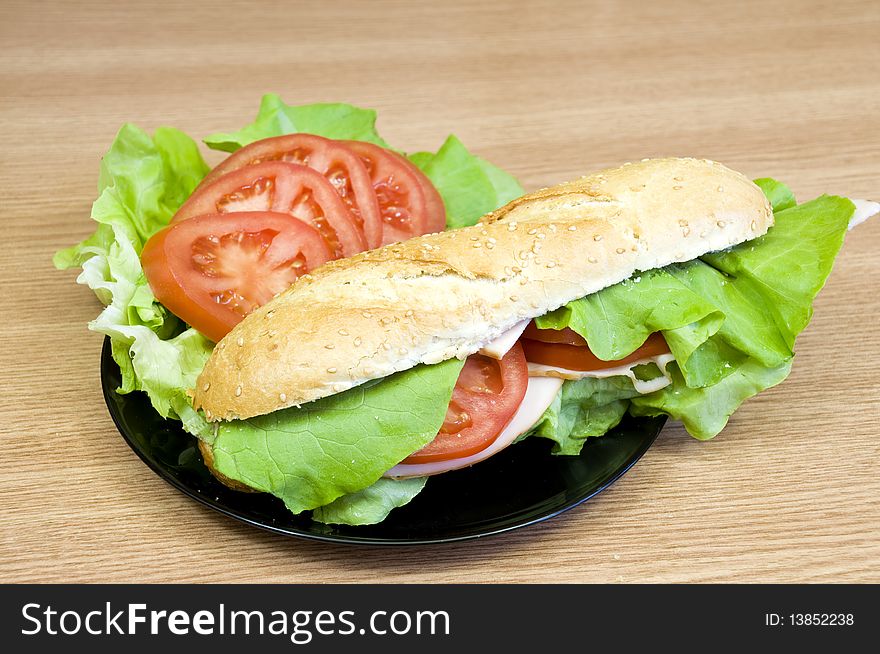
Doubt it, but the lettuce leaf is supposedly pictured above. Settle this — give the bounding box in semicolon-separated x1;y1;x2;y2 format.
312;477;427;525
408;135;524;228
204;94;523;229
532;183;854;442
209;359;464;514
629;359;792;440
205;93;391;151
53;125;213;432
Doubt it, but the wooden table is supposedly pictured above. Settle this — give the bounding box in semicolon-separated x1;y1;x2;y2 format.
2;0;877;583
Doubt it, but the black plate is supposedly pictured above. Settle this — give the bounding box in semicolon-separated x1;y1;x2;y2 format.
101;337;666;545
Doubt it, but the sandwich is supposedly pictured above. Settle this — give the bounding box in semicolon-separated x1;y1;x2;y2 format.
188;157;872;523
54;96;876;527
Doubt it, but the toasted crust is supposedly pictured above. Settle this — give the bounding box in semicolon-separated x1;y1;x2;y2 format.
193;157;772;421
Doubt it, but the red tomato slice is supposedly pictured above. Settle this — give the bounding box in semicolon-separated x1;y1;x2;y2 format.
141;212;332;342
342;140;444;244
174;161;366;258
391;150;446;234
402;343;529;464
198;134;383;249
522;332;670;371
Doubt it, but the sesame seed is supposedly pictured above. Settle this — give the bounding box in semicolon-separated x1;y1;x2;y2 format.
520;278;529;285
616;248;626;254
545;262;557;268
549;224;557;233
327;367;338;374
717;220;726;228
750;220;757;230
528;228;538;235
236;336;244;347
594;234;603;241
473;242;482;248
486;242;495;249
673;185;683;190
700;230;708;238
508;223;518;232
362;311;372;318
511;266;522;273
202;382;210;391
397;347;408;355
717;186;724;192
588;256;598;263
509;295;518;302
678;219;689;226
354;337;362;346
380;317;392;326
683;227;691;236
279;393;287;402
382;343;392;351
405;309;414;317
324;344;335;350
268;330;277;338
673;176;683;181
338;329;349;336
205;411;213;420
536;233;545;240
487;237;497;244
568;225;577;232
235;385;242;397
267;310;276;318
470;236;479;241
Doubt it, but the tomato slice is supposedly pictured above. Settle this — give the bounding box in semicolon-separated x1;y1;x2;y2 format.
391;150;446;234
198;134;383;249
141;212;332;342
402;343;529;464
174;161;366;258
522;332;670;371
342;140;444;244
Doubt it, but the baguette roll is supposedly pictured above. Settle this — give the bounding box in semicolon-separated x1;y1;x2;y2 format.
193;157;772;421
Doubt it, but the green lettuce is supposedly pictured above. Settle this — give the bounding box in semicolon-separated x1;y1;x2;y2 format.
408;135;524;228
312;477;427;525
53;125;213;432
530;184;854;443
209;359;464;514
205;93;523;228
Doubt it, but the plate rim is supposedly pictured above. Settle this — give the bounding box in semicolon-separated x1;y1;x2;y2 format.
101;337;665;546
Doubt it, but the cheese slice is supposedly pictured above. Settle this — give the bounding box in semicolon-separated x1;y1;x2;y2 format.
479;320;530;359
527;352;676;394
849;198;880;230
383;376;564;479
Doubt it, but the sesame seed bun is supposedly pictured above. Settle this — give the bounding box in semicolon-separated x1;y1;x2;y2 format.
193;157;772;421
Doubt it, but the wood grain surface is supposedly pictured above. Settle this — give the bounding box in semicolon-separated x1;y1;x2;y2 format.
1;0;877;583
